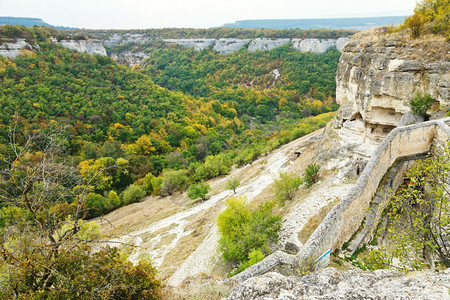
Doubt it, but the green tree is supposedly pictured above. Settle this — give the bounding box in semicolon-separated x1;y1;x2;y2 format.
273;172;302;202
187;182;210;201
389;145;449;269
217;196;281;272
410;92;433;117
226;176;240;194
303;163;320;188
360;144;449;271
0;128;161;298
122;184;146;205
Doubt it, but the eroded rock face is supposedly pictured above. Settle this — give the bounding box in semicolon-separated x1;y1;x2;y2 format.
110;52;150;68
59;40;107;56
247;38;291;52
227;268;450;300
335;28;450;142
0;39;38;58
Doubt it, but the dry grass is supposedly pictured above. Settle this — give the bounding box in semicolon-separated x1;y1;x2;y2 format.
97;196;183;237
157;204;221;281
162;274;234;300
298;198;340;244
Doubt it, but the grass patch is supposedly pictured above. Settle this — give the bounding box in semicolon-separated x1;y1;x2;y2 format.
298;198;340;244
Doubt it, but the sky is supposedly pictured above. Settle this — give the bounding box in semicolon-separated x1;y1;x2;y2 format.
0;0;418;29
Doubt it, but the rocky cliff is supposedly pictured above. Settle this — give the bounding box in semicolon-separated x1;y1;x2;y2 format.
335;27;450;143
58;39;107;56
315;27;450;178
0;38;107;58
0;39;39;58
163;37;349;54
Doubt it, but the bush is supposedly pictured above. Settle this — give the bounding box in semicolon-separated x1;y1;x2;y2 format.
217;197;281;273
273;172;302;202
410;92;433;117
108;190;121;207
122;184;146;205
161;169;188;195
405;0;450;38
303;163;320;188
85;192;110;218
187;182;210;201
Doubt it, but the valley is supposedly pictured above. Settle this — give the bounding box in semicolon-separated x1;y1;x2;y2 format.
0;1;448;298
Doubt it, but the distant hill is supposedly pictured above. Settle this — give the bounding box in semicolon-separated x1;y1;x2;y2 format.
0;16;75;29
223;16;407;30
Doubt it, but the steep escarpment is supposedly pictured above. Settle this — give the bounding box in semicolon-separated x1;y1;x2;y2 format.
0;38;106;58
314;27;450;178
335;27;449;143
101;34;350;65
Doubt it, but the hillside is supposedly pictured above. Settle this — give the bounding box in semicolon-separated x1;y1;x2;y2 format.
0;1;448;298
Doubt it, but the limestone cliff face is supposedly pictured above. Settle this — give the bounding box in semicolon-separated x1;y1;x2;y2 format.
335;28;450;142
0;38;106;59
0;39;39;58
59;39;107;56
162;37;349;54
314;28;449;180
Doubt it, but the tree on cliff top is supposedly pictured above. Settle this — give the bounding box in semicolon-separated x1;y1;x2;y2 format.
405;0;449;38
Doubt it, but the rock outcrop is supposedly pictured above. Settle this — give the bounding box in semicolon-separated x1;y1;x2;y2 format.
58;39;107;56
162;37;350;54
0;38;107;59
335;27;450;143
227;268;450;300
0;39;38;58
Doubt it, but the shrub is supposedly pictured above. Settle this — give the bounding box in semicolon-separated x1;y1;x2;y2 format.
303;163;320;188
122;184;146;205
187;182;210;201
161;169;188;195
108;190;121;207
273;172;302;202
410;92;433;117
85;192;109;218
217;197;281;273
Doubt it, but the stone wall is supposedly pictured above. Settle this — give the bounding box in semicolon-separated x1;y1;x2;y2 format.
301;118;450;260
235;118;450;282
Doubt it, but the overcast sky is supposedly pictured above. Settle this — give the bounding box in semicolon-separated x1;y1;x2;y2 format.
0;0;418;29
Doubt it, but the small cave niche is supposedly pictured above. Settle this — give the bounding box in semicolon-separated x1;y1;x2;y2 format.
366;124;396;142
349;112;363;122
